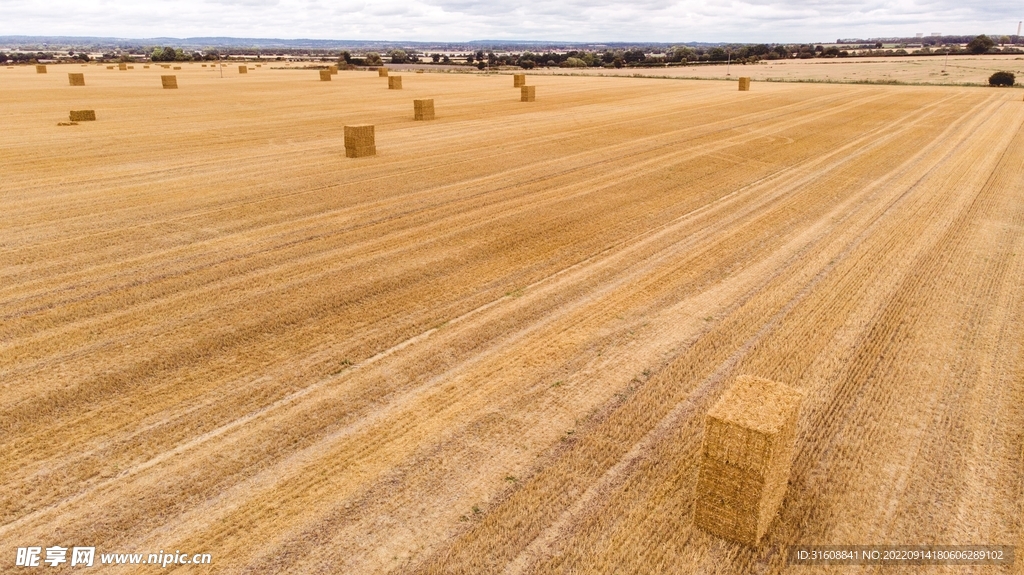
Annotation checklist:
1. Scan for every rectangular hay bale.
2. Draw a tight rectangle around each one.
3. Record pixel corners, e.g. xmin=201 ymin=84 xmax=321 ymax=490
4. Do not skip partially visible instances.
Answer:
xmin=68 ymin=73 xmax=85 ymax=86
xmin=239 ymin=65 xmax=248 ymax=74
xmin=388 ymin=76 xmax=402 ymax=89
xmin=344 ymin=124 xmax=376 ymax=158
xmin=161 ymin=75 xmax=178 ymax=89
xmin=413 ymin=98 xmax=435 ymax=121
xmin=738 ymin=77 xmax=751 ymax=91
xmin=319 ymin=69 xmax=332 ymax=81
xmin=378 ymin=66 xmax=389 ymax=77
xmin=693 ymin=375 xmax=803 ymax=546
xmin=118 ymin=63 xmax=127 ymax=70
xmin=520 ymin=85 xmax=535 ymax=102
xmin=69 ymin=110 xmax=96 ymax=121
xmin=36 ymin=64 xmax=47 ymax=73
xmin=513 ymin=73 xmax=525 ymax=87
xmin=106 ymin=65 xmax=114 ymax=69
xmin=329 ymin=65 xmax=338 ymax=75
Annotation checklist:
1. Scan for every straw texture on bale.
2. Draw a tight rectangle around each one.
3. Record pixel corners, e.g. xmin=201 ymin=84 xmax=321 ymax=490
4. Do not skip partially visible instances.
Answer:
xmin=344 ymin=124 xmax=376 ymax=158
xmin=738 ymin=77 xmax=751 ymax=91
xmin=161 ymin=75 xmax=178 ymax=89
xmin=319 ymin=70 xmax=332 ymax=81
xmin=173 ymin=66 xmax=182 ymax=70
xmin=68 ymin=73 xmax=85 ymax=86
xmin=413 ymin=99 xmax=435 ymax=121
xmin=513 ymin=73 xmax=526 ymax=87
xmin=378 ymin=67 xmax=389 ymax=77
xmin=118 ymin=63 xmax=127 ymax=71
xmin=106 ymin=65 xmax=114 ymax=69
xmin=36 ymin=65 xmax=47 ymax=74
xmin=388 ymin=76 xmax=402 ymax=90
xmin=239 ymin=66 xmax=248 ymax=74
xmin=693 ymin=375 xmax=803 ymax=546
xmin=69 ymin=110 xmax=96 ymax=122
xmin=329 ymin=65 xmax=338 ymax=75
xmin=521 ymin=85 xmax=536 ymax=102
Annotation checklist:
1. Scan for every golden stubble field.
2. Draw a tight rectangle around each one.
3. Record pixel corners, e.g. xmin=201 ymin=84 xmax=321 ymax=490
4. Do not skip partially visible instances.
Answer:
xmin=1 ymin=64 xmax=1023 ymax=574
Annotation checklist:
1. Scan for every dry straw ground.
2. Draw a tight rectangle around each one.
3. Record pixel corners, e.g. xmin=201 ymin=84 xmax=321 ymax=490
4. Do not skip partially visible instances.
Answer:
xmin=1 ymin=63 xmax=1023 ymax=574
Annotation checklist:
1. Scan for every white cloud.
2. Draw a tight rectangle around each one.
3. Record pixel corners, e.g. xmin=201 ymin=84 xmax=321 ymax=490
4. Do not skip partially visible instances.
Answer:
xmin=0 ymin=0 xmax=1021 ymax=42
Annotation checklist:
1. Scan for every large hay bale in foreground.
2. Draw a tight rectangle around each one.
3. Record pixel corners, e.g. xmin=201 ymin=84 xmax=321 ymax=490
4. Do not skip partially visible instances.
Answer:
xmin=378 ymin=66 xmax=389 ymax=77
xmin=69 ymin=110 xmax=96 ymax=121
xmin=389 ymin=76 xmax=402 ymax=89
xmin=36 ymin=65 xmax=47 ymax=74
xmin=413 ymin=98 xmax=435 ymax=121
xmin=68 ymin=73 xmax=85 ymax=86
xmin=319 ymin=70 xmax=332 ymax=81
xmin=738 ymin=77 xmax=751 ymax=91
xmin=161 ymin=75 xmax=178 ymax=89
xmin=521 ymin=85 xmax=535 ymax=102
xmin=238 ymin=65 xmax=248 ymax=74
xmin=693 ymin=375 xmax=803 ymax=546
xmin=344 ymin=124 xmax=376 ymax=158
xmin=118 ymin=63 xmax=127 ymax=71
xmin=513 ymin=73 xmax=525 ymax=87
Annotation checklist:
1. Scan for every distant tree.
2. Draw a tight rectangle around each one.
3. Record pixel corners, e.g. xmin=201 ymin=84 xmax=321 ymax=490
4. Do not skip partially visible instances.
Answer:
xmin=623 ymin=49 xmax=646 ymax=63
xmin=475 ymin=50 xmax=485 ymax=61
xmin=465 ymin=53 xmax=474 ymax=63
xmin=707 ymin=47 xmax=727 ymax=61
xmin=518 ymin=58 xmax=535 ymax=69
xmin=488 ymin=52 xmax=497 ymax=65
xmin=76 ymin=52 xmax=90 ymax=62
xmin=442 ymin=55 xmax=451 ymax=64
xmin=875 ymin=42 xmax=883 ymax=48
xmin=431 ymin=53 xmax=440 ymax=63
xmin=999 ymin=35 xmax=1011 ymax=45
xmin=989 ymin=71 xmax=1015 ymax=86
xmin=0 ymin=53 xmax=7 ymax=64
xmin=389 ymin=49 xmax=407 ymax=64
xmin=364 ymin=52 xmax=382 ymax=65
xmin=476 ymin=61 xmax=486 ymax=70
xmin=612 ymin=57 xmax=624 ymax=68
xmin=560 ymin=57 xmax=587 ymax=67
xmin=774 ymin=45 xmax=789 ymax=58
xmin=338 ymin=50 xmax=352 ymax=64
xmin=967 ymin=35 xmax=995 ymax=54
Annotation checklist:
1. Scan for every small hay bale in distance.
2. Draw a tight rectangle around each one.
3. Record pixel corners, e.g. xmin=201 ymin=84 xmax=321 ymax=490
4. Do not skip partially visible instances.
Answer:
xmin=238 ymin=65 xmax=248 ymax=74
xmin=738 ymin=77 xmax=751 ymax=91
xmin=202 ymin=64 xmax=207 ymax=67
xmin=173 ymin=66 xmax=182 ymax=70
xmin=106 ymin=65 xmax=114 ymax=69
xmin=344 ymin=124 xmax=376 ymax=158
xmin=256 ymin=64 xmax=262 ymax=67
xmin=388 ymin=76 xmax=402 ymax=89
xmin=36 ymin=64 xmax=47 ymax=73
xmin=415 ymin=69 xmax=424 ymax=74
xmin=693 ymin=375 xmax=803 ymax=546
xmin=69 ymin=110 xmax=96 ymax=122
xmin=521 ymin=85 xmax=535 ymax=102
xmin=161 ymin=75 xmax=178 ymax=89
xmin=513 ymin=73 xmax=525 ymax=87
xmin=144 ymin=65 xmax=150 ymax=69
xmin=319 ymin=69 xmax=332 ymax=81
xmin=127 ymin=65 xmax=134 ymax=69
xmin=68 ymin=73 xmax=85 ymax=86
xmin=118 ymin=63 xmax=127 ymax=71
xmin=329 ymin=65 xmax=338 ymax=75
xmin=413 ymin=99 xmax=435 ymax=121
xmin=378 ymin=66 xmax=389 ymax=77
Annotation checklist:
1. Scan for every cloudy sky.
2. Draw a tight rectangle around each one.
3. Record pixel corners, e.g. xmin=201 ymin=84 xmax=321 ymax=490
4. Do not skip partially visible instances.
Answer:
xmin=3 ymin=0 xmax=1022 ymax=43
